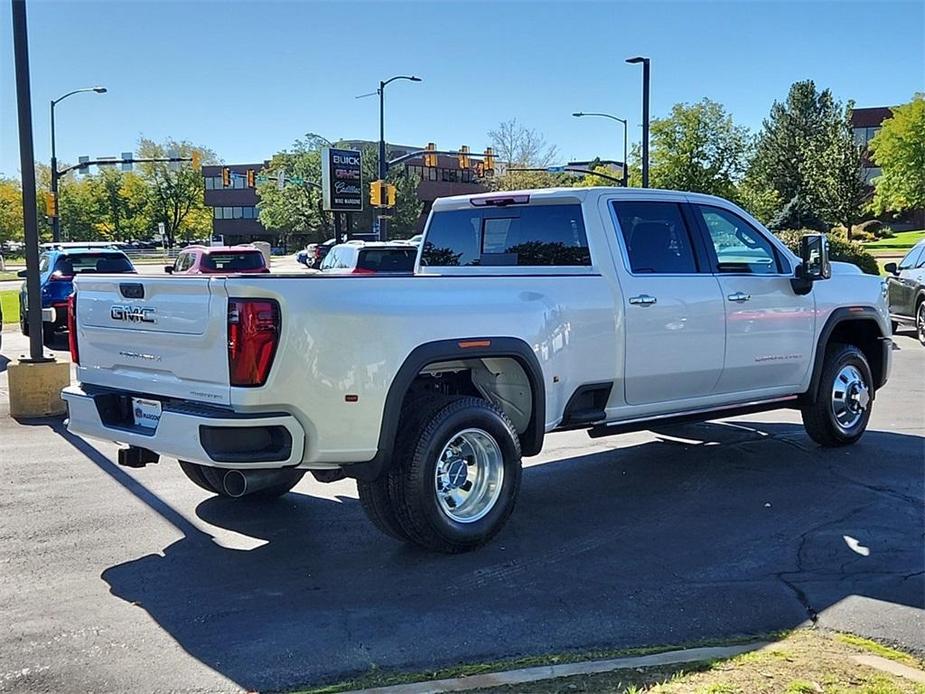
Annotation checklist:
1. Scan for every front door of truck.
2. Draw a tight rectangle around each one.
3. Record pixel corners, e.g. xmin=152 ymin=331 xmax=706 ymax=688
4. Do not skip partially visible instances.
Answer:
xmin=691 ymin=204 xmax=815 ymax=393
xmin=611 ymin=200 xmax=726 ymax=406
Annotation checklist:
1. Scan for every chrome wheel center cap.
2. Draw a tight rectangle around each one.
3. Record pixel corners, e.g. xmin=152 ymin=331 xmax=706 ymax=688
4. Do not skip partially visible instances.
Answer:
xmin=851 ymin=384 xmax=871 ymax=411
xmin=446 ymin=458 xmax=468 ymax=489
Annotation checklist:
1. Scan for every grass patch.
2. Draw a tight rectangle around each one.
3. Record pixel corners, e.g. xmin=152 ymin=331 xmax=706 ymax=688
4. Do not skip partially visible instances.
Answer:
xmin=1 ymin=289 xmax=19 ymax=324
xmin=0 ymin=270 xmax=22 ymax=281
xmin=295 ymin=630 xmax=925 ymax=694
xmin=836 ymin=634 xmax=924 ymax=669
xmin=863 ymin=230 xmax=925 ymax=250
xmin=294 ymin=633 xmax=787 ymax=694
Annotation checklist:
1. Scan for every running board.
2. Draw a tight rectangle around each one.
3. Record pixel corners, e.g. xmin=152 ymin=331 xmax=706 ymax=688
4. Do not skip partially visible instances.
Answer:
xmin=586 ymin=396 xmax=800 ymax=439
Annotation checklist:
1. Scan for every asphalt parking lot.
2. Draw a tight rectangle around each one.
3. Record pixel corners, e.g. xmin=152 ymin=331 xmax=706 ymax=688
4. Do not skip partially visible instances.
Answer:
xmin=0 ymin=327 xmax=922 ymax=694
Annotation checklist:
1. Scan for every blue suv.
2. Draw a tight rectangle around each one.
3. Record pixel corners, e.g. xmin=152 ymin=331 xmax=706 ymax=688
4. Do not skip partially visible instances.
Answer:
xmin=19 ymin=248 xmax=136 ymax=341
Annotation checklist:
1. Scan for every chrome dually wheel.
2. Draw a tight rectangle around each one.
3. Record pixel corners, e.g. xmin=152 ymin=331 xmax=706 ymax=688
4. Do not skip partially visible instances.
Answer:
xmin=830 ymin=364 xmax=870 ymax=432
xmin=434 ymin=428 xmax=505 ymax=523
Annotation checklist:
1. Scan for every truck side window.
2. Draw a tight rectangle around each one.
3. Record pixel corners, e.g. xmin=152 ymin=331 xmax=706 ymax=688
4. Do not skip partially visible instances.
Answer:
xmin=422 ymin=204 xmax=591 ymax=267
xmin=612 ymin=201 xmax=698 ymax=274
xmin=696 ymin=205 xmax=781 ymax=274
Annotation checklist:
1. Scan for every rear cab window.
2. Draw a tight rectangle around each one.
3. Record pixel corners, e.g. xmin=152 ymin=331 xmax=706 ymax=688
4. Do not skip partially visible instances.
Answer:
xmin=357 ymin=248 xmax=417 ymax=272
xmin=56 ymin=253 xmax=134 ymax=275
xmin=421 ymin=203 xmax=591 ymax=268
xmin=202 ymin=251 xmax=266 ymax=271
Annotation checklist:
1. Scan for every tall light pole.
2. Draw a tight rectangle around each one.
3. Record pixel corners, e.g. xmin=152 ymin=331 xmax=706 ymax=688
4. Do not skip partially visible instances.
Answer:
xmin=572 ymin=112 xmax=629 ymax=187
xmin=50 ymin=86 xmax=106 ymax=242
xmin=625 ymin=56 xmax=650 ymax=188
xmin=359 ymin=75 xmax=420 ymax=241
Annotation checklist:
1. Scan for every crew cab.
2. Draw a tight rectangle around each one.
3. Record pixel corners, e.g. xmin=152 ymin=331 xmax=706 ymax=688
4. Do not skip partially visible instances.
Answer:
xmin=61 ymin=188 xmax=892 ymax=553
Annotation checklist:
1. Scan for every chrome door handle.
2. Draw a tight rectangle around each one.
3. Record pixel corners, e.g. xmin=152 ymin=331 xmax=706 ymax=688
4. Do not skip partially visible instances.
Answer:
xmin=629 ymin=294 xmax=657 ymax=306
xmin=727 ymin=292 xmax=751 ymax=303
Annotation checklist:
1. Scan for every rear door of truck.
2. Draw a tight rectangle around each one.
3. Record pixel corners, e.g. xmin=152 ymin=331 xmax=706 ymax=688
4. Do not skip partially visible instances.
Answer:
xmin=74 ymin=275 xmax=231 ymax=405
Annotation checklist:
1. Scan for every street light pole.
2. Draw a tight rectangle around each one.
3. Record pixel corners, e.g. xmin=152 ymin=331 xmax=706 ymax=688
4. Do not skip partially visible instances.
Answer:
xmin=49 ymin=86 xmax=106 ymax=242
xmin=359 ymin=75 xmax=420 ymax=241
xmin=572 ymin=112 xmax=629 ymax=187
xmin=626 ymin=56 xmax=650 ymax=188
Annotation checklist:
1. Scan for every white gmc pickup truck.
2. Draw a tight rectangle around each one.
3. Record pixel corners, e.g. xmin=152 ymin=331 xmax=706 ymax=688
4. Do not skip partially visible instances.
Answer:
xmin=63 ymin=188 xmax=892 ymax=552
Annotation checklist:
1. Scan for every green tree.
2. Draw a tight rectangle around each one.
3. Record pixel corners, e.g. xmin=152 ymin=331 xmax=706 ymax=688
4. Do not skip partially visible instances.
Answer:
xmin=257 ymin=137 xmax=335 ymax=245
xmin=258 ymin=136 xmax=424 ymax=243
xmin=94 ymin=168 xmax=151 ymax=240
xmin=0 ymin=177 xmax=24 ymax=245
xmin=644 ymin=98 xmax=752 ymax=199
xmin=869 ymin=94 xmax=925 ymax=215
xmin=816 ymin=102 xmax=869 ymax=240
xmin=750 ymin=81 xmax=842 ymax=219
xmin=137 ymin=137 xmax=217 ymax=247
xmin=58 ymin=174 xmax=103 ymax=241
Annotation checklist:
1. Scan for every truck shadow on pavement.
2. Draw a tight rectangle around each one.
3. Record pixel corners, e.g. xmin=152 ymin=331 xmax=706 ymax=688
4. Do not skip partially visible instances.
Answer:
xmin=62 ymin=420 xmax=925 ymax=692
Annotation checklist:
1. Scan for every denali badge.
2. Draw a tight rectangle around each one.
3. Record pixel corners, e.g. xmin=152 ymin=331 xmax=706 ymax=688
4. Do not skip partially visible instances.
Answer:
xmin=111 ymin=305 xmax=157 ymax=324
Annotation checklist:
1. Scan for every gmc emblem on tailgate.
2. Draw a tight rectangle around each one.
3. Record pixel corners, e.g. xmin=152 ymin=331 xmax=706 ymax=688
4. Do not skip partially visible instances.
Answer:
xmin=111 ymin=305 xmax=157 ymax=324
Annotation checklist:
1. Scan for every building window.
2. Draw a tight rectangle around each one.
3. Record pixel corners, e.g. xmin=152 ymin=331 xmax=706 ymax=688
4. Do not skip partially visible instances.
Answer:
xmin=461 ymin=169 xmax=472 ymax=183
xmin=205 ymin=177 xmax=214 ymax=190
xmin=243 ymin=206 xmax=256 ymax=219
xmin=213 ymin=207 xmax=222 ymax=219
xmin=232 ymin=206 xmax=243 ymax=219
xmin=864 ymin=167 xmax=882 ymax=183
xmin=428 ymin=167 xmax=437 ymax=181
xmin=223 ymin=206 xmax=233 ymax=219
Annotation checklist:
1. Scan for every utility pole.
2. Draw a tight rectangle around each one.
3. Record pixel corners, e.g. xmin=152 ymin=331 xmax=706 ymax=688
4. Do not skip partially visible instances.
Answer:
xmin=49 ymin=86 xmax=106 ymax=242
xmin=626 ymin=56 xmax=651 ymax=188
xmin=11 ymin=0 xmax=47 ymax=362
xmin=358 ymin=75 xmax=420 ymax=241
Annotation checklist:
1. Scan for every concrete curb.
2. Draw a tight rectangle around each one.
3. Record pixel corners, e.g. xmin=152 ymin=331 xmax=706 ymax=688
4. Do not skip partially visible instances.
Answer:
xmin=851 ymin=655 xmax=925 ymax=684
xmin=345 ymin=642 xmax=769 ymax=694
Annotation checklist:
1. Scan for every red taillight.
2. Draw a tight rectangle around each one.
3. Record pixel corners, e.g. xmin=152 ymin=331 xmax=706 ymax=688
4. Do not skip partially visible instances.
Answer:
xmin=350 ymin=267 xmax=375 ymax=275
xmin=50 ymin=270 xmax=74 ymax=281
xmin=67 ymin=293 xmax=79 ymax=364
xmin=227 ymin=299 xmax=280 ymax=387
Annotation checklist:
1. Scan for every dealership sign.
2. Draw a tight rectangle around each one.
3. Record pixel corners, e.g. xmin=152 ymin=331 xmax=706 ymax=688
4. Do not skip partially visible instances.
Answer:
xmin=321 ymin=147 xmax=363 ymax=212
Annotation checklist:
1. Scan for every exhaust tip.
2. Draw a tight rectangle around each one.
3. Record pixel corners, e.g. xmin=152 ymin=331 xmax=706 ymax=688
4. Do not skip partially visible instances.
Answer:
xmin=222 ymin=470 xmax=248 ymax=498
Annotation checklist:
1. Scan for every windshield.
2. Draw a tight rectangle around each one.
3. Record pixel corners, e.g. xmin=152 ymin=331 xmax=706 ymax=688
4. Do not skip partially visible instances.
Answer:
xmin=201 ymin=251 xmax=266 ymax=271
xmin=54 ymin=253 xmax=134 ymax=275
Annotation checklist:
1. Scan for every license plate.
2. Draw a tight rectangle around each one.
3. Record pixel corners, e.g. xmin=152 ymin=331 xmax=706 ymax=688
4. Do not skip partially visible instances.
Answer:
xmin=132 ymin=397 xmax=162 ymax=429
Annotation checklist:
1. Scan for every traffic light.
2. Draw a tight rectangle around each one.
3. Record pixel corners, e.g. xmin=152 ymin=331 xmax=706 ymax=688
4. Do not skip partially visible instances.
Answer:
xmin=386 ymin=183 xmax=397 ymax=207
xmin=423 ymin=142 xmax=437 ymax=168
xmin=369 ymin=180 xmax=384 ymax=206
xmin=44 ymin=191 xmax=56 ymax=218
xmin=221 ymin=167 xmax=231 ymax=187
xmin=458 ymin=145 xmax=470 ymax=169
xmin=191 ymin=150 xmax=202 ymax=170
xmin=484 ymin=147 xmax=496 ymax=175
xmin=246 ymin=169 xmax=256 ymax=188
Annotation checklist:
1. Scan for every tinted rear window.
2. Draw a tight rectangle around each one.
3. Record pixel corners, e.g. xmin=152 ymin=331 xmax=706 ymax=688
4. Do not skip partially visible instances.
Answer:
xmin=202 ymin=251 xmax=266 ymax=271
xmin=55 ymin=253 xmax=134 ymax=274
xmin=356 ymin=248 xmax=416 ymax=272
xmin=422 ymin=204 xmax=591 ymax=267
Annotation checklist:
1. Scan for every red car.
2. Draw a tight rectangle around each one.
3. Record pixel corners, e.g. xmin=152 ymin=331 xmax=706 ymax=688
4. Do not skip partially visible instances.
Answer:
xmin=165 ymin=245 xmax=270 ymax=275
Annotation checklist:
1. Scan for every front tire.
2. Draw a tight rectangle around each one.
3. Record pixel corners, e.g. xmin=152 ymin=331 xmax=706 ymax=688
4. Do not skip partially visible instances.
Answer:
xmin=387 ymin=396 xmax=522 ymax=553
xmin=801 ymin=343 xmax=873 ymax=447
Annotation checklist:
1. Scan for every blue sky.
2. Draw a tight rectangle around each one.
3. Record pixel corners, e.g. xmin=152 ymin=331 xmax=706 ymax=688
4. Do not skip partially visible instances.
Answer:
xmin=2 ymin=0 xmax=923 ymax=177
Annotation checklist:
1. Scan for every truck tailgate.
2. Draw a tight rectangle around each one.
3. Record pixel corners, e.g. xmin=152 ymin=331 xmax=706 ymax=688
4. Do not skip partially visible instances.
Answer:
xmin=74 ymin=275 xmax=231 ymax=405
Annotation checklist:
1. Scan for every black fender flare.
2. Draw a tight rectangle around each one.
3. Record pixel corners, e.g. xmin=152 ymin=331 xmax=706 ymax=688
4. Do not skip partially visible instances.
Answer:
xmin=805 ymin=306 xmax=888 ymax=403
xmin=343 ymin=337 xmax=546 ymax=481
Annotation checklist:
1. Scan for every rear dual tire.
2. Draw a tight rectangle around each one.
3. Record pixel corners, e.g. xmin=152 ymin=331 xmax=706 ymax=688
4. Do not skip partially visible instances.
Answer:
xmin=358 ymin=396 xmax=522 ymax=553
